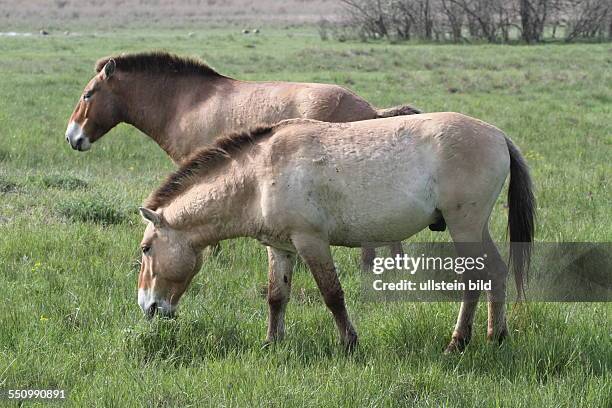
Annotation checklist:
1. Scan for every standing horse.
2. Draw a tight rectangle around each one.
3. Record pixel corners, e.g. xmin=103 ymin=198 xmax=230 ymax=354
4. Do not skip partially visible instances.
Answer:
xmin=133 ymin=113 xmax=535 ymax=352
xmin=64 ymin=51 xmax=420 ymax=268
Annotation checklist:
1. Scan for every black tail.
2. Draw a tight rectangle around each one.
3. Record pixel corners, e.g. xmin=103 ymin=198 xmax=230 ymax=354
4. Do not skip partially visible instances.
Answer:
xmin=505 ymin=136 xmax=536 ymax=299
xmin=375 ymin=104 xmax=422 ymax=118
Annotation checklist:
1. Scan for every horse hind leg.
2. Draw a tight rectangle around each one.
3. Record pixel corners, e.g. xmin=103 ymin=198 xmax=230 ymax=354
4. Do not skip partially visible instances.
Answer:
xmin=442 ymin=208 xmax=489 ymax=353
xmin=388 ymin=241 xmax=404 ymax=258
xmin=360 ymin=246 xmax=376 ymax=271
xmin=483 ymin=230 xmax=509 ymax=344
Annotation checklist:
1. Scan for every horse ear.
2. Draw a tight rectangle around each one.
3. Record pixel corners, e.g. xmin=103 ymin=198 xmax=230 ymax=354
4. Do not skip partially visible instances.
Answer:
xmin=103 ymin=59 xmax=116 ymax=79
xmin=139 ymin=207 xmax=163 ymax=227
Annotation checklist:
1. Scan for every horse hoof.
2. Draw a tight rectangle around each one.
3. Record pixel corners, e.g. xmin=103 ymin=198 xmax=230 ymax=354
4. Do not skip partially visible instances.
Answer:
xmin=444 ymin=336 xmax=469 ymax=354
xmin=263 ymin=332 xmax=284 ymax=347
xmin=487 ymin=328 xmax=509 ymax=345
xmin=343 ymin=332 xmax=359 ymax=353
xmin=261 ymin=340 xmax=275 ymax=350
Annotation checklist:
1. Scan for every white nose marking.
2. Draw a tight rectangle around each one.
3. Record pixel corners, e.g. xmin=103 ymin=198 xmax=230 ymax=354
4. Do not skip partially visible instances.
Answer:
xmin=65 ymin=121 xmax=92 ymax=151
xmin=138 ymin=288 xmax=154 ymax=313
xmin=138 ymin=288 xmax=177 ymax=318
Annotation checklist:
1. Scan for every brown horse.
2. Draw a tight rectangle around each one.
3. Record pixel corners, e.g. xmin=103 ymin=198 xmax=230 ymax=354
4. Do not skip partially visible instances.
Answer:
xmin=134 ymin=113 xmax=535 ymax=352
xmin=64 ymin=51 xmax=420 ymax=267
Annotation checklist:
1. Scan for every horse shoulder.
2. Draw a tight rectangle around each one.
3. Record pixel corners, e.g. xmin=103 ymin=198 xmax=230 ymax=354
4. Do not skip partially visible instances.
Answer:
xmin=255 ymin=125 xmax=330 ymax=222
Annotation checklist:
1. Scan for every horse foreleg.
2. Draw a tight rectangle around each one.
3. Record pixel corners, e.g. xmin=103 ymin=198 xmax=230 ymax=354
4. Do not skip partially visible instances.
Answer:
xmin=294 ymin=234 xmax=358 ymax=351
xmin=266 ymin=246 xmax=295 ymax=343
xmin=362 ymin=242 xmax=403 ymax=271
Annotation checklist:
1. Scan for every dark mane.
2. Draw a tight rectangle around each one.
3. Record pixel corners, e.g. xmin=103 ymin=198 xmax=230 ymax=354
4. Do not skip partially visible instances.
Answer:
xmin=95 ymin=51 xmax=224 ymax=78
xmin=145 ymin=126 xmax=274 ymax=210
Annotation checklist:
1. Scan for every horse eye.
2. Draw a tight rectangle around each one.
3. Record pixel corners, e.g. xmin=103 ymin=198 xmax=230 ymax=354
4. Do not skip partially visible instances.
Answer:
xmin=83 ymin=91 xmax=93 ymax=101
xmin=142 ymin=245 xmax=151 ymax=255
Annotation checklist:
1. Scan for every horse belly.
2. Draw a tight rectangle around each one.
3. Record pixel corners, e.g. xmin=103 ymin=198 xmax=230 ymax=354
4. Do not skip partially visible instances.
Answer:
xmin=326 ymin=176 xmax=438 ymax=246
xmin=306 ymin=148 xmax=439 ymax=246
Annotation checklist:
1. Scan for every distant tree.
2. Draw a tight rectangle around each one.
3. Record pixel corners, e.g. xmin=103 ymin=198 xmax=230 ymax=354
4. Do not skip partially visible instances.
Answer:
xmin=391 ymin=0 xmax=435 ymax=40
xmin=441 ymin=0 xmax=465 ymax=42
xmin=563 ymin=0 xmax=611 ymax=42
xmin=341 ymin=0 xmax=391 ymax=39
xmin=389 ymin=0 xmax=417 ymax=40
xmin=447 ymin=0 xmax=498 ymax=42
xmin=337 ymin=0 xmax=610 ymax=43
xmin=520 ymin=0 xmax=549 ymax=43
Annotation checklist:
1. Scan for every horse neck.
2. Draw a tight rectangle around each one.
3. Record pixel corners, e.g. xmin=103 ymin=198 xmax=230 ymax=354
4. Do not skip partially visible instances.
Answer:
xmin=165 ymin=163 xmax=260 ymax=248
xmin=116 ymin=73 xmax=221 ymax=162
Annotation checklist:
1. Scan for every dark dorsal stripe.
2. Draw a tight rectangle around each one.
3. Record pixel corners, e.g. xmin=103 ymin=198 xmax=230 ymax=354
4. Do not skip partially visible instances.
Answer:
xmin=145 ymin=126 xmax=274 ymax=210
xmin=95 ymin=51 xmax=223 ymax=78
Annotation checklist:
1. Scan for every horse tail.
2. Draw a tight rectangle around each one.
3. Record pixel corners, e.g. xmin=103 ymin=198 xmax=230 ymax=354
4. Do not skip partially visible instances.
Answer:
xmin=505 ymin=136 xmax=536 ymax=299
xmin=375 ymin=104 xmax=422 ymax=118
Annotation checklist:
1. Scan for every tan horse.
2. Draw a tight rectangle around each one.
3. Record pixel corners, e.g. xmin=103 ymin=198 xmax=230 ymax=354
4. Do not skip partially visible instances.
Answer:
xmin=135 ymin=113 xmax=535 ymax=352
xmin=64 ymin=51 xmax=420 ymax=267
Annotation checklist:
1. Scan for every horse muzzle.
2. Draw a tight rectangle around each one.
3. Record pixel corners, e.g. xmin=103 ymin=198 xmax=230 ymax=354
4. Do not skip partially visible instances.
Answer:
xmin=65 ymin=121 xmax=92 ymax=151
xmin=138 ymin=288 xmax=176 ymax=319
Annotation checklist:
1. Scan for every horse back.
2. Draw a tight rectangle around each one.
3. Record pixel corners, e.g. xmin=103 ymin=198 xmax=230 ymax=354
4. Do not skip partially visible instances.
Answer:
xmin=255 ymin=113 xmax=510 ymax=245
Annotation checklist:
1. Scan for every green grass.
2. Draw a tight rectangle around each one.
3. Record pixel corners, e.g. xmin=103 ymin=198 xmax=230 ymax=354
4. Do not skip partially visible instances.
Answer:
xmin=0 ymin=28 xmax=610 ymax=407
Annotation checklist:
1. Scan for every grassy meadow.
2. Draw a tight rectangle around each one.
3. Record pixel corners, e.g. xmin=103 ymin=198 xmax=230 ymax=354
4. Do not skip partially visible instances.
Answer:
xmin=0 ymin=28 xmax=610 ymax=406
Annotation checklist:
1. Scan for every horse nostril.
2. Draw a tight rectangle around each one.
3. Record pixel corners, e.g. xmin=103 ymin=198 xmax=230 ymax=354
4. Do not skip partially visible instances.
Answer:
xmin=147 ymin=302 xmax=157 ymax=318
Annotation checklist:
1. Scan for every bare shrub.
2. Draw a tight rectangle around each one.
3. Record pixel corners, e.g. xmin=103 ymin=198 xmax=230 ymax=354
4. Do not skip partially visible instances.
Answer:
xmin=562 ymin=0 xmax=611 ymax=41
xmin=317 ymin=18 xmax=331 ymax=40
xmin=340 ymin=0 xmax=392 ymax=39
xmin=441 ymin=0 xmax=465 ymax=42
xmin=446 ymin=0 xmax=510 ymax=42
xmin=337 ymin=0 xmax=611 ymax=43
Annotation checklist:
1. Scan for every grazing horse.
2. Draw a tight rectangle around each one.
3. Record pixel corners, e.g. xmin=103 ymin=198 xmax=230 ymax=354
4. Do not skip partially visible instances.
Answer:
xmin=134 ymin=113 xmax=535 ymax=352
xmin=64 ymin=51 xmax=421 ymax=268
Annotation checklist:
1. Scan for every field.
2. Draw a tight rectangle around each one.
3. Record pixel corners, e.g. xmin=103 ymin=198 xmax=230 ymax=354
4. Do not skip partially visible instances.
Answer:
xmin=0 ymin=0 xmax=342 ymax=30
xmin=0 ymin=27 xmax=610 ymax=407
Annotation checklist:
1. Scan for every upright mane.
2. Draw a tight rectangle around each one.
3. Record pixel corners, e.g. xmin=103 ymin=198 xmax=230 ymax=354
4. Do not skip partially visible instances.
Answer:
xmin=145 ymin=126 xmax=274 ymax=210
xmin=95 ymin=51 xmax=224 ymax=78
